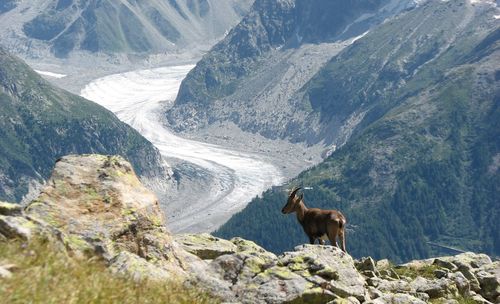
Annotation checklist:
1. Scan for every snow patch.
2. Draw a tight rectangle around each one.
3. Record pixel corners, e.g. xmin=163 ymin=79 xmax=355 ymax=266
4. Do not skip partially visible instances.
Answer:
xmin=35 ymin=70 xmax=67 ymax=78
xmin=350 ymin=31 xmax=369 ymax=44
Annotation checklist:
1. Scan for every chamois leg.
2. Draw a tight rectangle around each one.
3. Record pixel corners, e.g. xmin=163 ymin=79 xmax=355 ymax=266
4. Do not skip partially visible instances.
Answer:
xmin=326 ymin=223 xmax=339 ymax=248
xmin=309 ymin=236 xmax=315 ymax=244
xmin=338 ymin=229 xmax=346 ymax=253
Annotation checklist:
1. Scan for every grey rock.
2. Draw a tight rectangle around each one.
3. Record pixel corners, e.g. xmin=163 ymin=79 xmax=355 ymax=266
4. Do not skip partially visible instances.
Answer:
xmin=434 ymin=269 xmax=448 ymax=279
xmin=471 ymin=294 xmax=494 ymax=304
xmin=0 ymin=202 xmax=22 ymax=216
xmin=328 ymin=296 xmax=361 ymax=304
xmin=438 ymin=252 xmax=493 ymax=270
xmin=174 ymin=233 xmax=238 ymax=259
xmin=449 ymin=271 xmax=470 ymax=295
xmin=458 ymin=265 xmax=481 ymax=292
xmin=376 ymin=259 xmax=391 ymax=271
xmin=109 ymin=251 xmax=172 ymax=282
xmin=367 ymin=286 xmax=384 ymax=300
xmin=0 ymin=266 xmax=12 ymax=279
xmin=0 ymin=215 xmax=36 ymax=239
xmin=366 ymin=293 xmax=426 ymax=304
xmin=410 ymin=276 xmax=458 ymax=299
xmin=356 ymin=257 xmax=377 ymax=273
xmin=433 ymin=258 xmax=458 ymax=271
xmin=362 ymin=270 xmax=378 ymax=278
xmin=475 ymin=270 xmax=500 ymax=302
xmin=25 ymin=155 xmax=188 ymax=277
xmin=376 ymin=279 xmax=413 ymax=294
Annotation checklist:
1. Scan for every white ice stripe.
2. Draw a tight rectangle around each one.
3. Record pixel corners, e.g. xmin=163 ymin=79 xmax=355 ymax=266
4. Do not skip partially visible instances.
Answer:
xmin=80 ymin=65 xmax=284 ymax=233
xmin=34 ymin=70 xmax=67 ymax=78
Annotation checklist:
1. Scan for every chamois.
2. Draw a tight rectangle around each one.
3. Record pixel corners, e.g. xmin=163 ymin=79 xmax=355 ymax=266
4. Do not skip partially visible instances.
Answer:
xmin=281 ymin=187 xmax=347 ymax=252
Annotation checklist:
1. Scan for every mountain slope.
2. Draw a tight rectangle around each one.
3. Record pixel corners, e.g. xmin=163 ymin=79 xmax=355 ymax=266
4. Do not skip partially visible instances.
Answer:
xmin=0 ymin=0 xmax=253 ymax=58
xmin=0 ymin=47 xmax=168 ymax=202
xmin=215 ymin=0 xmax=500 ymax=262
xmin=167 ymin=0 xmax=425 ymax=142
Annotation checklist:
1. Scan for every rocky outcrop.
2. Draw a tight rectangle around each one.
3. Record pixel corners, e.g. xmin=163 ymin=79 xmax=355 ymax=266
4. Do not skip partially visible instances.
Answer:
xmin=1 ymin=154 xmax=498 ymax=304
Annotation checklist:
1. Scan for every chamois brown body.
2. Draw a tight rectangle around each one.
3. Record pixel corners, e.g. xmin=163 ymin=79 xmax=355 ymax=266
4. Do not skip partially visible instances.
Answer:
xmin=282 ymin=187 xmax=347 ymax=252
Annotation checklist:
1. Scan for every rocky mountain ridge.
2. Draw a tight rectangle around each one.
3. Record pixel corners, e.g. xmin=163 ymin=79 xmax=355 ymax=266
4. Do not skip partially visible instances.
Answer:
xmin=0 ymin=48 xmax=172 ymax=203
xmin=1 ymin=154 xmax=499 ymax=303
xmin=0 ymin=0 xmax=253 ymax=58
xmin=167 ymin=0 xmax=429 ymax=142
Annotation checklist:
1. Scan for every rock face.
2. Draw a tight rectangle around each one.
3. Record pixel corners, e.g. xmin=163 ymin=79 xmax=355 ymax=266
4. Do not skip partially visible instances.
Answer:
xmin=168 ymin=0 xmax=427 ymax=142
xmin=22 ymin=154 xmax=186 ymax=279
xmin=1 ymin=154 xmax=499 ymax=304
xmin=0 ymin=0 xmax=253 ymax=58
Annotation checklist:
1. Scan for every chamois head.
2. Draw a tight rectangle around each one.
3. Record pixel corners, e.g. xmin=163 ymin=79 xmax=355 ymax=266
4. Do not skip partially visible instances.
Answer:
xmin=282 ymin=187 xmax=303 ymax=214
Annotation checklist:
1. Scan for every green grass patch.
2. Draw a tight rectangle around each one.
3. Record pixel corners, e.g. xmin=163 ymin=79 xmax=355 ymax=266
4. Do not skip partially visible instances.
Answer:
xmin=0 ymin=238 xmax=218 ymax=304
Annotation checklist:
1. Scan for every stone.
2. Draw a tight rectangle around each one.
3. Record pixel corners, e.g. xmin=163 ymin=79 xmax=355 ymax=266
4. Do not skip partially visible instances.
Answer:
xmin=458 ymin=265 xmax=481 ymax=292
xmin=448 ymin=271 xmax=470 ymax=294
xmin=109 ymin=251 xmax=172 ymax=281
xmin=436 ymin=298 xmax=459 ymax=304
xmin=356 ymin=257 xmax=377 ymax=272
xmin=376 ymin=279 xmax=412 ymax=294
xmin=437 ymin=252 xmax=492 ymax=269
xmin=433 ymin=258 xmax=458 ymax=271
xmin=380 ymin=268 xmax=400 ymax=280
xmin=410 ymin=276 xmax=458 ymax=299
xmin=0 ymin=201 xmax=22 ymax=216
xmin=290 ymin=245 xmax=367 ymax=301
xmin=401 ymin=259 xmax=434 ymax=270
xmin=174 ymin=233 xmax=238 ymax=259
xmin=367 ymin=286 xmax=384 ymax=299
xmin=362 ymin=270 xmax=378 ymax=278
xmin=376 ymin=259 xmax=391 ymax=271
xmin=24 ymin=155 xmax=187 ymax=278
xmin=471 ymin=294 xmax=494 ymax=304
xmin=328 ymin=296 xmax=361 ymax=304
xmin=0 ymin=215 xmax=37 ymax=239
xmin=366 ymin=293 xmax=426 ymax=304
xmin=0 ymin=266 xmax=12 ymax=279
xmin=475 ymin=270 xmax=500 ymax=302
xmin=434 ymin=269 xmax=448 ymax=279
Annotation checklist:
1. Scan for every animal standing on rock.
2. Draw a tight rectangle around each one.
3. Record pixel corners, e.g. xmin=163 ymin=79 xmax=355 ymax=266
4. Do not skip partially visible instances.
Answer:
xmin=282 ymin=187 xmax=347 ymax=252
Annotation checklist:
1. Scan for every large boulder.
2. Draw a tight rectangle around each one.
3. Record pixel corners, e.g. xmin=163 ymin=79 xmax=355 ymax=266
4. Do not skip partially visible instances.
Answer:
xmin=194 ymin=239 xmax=366 ymax=303
xmin=24 ymin=154 xmax=186 ymax=278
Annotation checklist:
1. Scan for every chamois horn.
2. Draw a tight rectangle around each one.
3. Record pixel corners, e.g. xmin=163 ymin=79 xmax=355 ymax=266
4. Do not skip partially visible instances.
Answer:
xmin=289 ymin=187 xmax=302 ymax=198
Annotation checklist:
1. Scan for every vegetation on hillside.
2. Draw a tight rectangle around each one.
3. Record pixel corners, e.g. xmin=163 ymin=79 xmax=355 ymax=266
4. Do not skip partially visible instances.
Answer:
xmin=0 ymin=48 xmax=164 ymax=202
xmin=215 ymin=2 xmax=500 ymax=262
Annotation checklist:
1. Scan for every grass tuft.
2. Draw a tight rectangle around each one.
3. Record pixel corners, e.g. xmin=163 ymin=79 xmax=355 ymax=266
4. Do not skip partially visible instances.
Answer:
xmin=0 ymin=238 xmax=218 ymax=304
